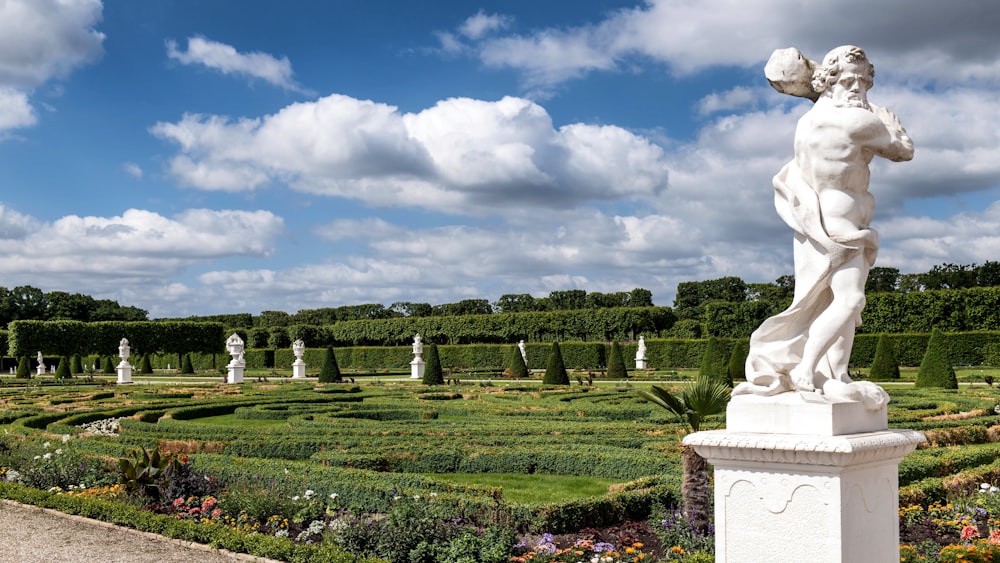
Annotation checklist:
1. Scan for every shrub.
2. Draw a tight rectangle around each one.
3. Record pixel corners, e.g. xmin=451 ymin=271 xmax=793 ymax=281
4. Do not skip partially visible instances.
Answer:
xmin=16 ymin=356 xmax=30 ymax=379
xmin=727 ymin=339 xmax=748 ymax=383
xmin=181 ymin=353 xmax=195 ymax=374
xmin=423 ymin=344 xmax=444 ymax=385
xmin=543 ymin=342 xmax=569 ymax=385
xmin=103 ymin=356 xmax=115 ymax=374
xmin=916 ymin=328 xmax=958 ymax=389
xmin=55 ymin=356 xmax=71 ymax=379
xmin=607 ymin=341 xmax=628 ymax=379
xmin=869 ymin=333 xmax=900 ymax=380
xmin=71 ymin=354 xmax=84 ymax=374
xmin=139 ymin=354 xmax=153 ymax=374
xmin=699 ymin=336 xmax=730 ymax=387
xmin=507 ymin=345 xmax=528 ymax=378
xmin=319 ymin=346 xmax=343 ymax=383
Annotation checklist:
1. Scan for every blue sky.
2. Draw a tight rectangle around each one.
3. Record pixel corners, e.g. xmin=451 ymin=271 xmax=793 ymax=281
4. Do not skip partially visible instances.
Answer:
xmin=2 ymin=0 xmax=1000 ymax=317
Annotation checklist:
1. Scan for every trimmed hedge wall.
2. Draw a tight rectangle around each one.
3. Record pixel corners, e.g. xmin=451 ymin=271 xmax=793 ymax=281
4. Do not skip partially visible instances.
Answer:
xmin=7 ymin=320 xmax=225 ymax=358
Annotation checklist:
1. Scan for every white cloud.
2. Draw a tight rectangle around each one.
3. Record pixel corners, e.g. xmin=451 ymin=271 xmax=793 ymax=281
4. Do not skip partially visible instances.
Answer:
xmin=0 ymin=0 xmax=103 ymax=133
xmin=459 ymin=11 xmax=512 ymax=40
xmin=0 ymin=206 xmax=285 ymax=293
xmin=152 ymin=94 xmax=669 ymax=211
xmin=468 ymin=0 xmax=1000 ymax=89
xmin=123 ymin=162 xmax=143 ymax=179
xmin=697 ymin=87 xmax=760 ymax=115
xmin=166 ymin=36 xmax=310 ymax=93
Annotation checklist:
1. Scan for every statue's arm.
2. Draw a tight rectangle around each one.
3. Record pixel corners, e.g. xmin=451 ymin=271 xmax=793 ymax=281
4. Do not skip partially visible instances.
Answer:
xmin=870 ymin=104 xmax=914 ymax=162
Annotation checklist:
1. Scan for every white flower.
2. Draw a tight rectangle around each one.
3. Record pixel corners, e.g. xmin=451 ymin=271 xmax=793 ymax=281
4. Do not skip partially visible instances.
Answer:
xmin=304 ymin=489 xmax=315 ymax=498
xmin=61 ymin=435 xmax=71 ymax=443
xmin=33 ymin=455 xmax=40 ymax=460
xmin=284 ymin=468 xmax=289 ymax=475
xmin=42 ymin=442 xmax=50 ymax=448
xmin=55 ymin=449 xmax=63 ymax=455
xmin=429 ymin=492 xmax=438 ymax=497
xmin=393 ymin=495 xmax=400 ymax=501
xmin=292 ymin=496 xmax=300 ymax=501
xmin=329 ymin=493 xmax=339 ymax=499
xmin=42 ymin=453 xmax=52 ymax=460
xmin=982 ymin=483 xmax=991 ymax=490
xmin=413 ymin=495 xmax=421 ymax=500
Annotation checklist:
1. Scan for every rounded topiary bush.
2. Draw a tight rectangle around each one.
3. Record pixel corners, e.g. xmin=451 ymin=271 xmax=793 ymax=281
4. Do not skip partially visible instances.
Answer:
xmin=543 ymin=342 xmax=569 ymax=385
xmin=55 ymin=356 xmax=71 ymax=379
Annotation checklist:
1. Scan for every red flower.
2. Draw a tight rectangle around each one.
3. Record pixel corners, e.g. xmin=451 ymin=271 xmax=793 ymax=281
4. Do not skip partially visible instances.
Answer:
xmin=961 ymin=525 xmax=979 ymax=540
xmin=180 ymin=455 xmax=189 ymax=463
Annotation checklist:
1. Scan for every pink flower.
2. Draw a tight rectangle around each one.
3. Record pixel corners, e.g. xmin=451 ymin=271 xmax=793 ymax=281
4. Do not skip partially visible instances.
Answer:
xmin=211 ymin=509 xmax=222 ymax=519
xmin=990 ymin=530 xmax=1000 ymax=545
xmin=172 ymin=498 xmax=185 ymax=508
xmin=962 ymin=525 xmax=979 ymax=540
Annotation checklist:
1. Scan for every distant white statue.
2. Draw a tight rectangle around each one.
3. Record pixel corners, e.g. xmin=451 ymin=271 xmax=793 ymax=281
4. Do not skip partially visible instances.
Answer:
xmin=635 ymin=336 xmax=647 ymax=369
xmin=118 ymin=338 xmax=130 ymax=362
xmin=518 ymin=340 xmax=527 ymax=364
xmin=116 ymin=338 xmax=133 ymax=384
xmin=737 ymin=45 xmax=913 ymax=410
xmin=293 ymin=339 xmax=305 ymax=359
xmin=226 ymin=333 xmax=245 ymax=383
xmin=36 ymin=351 xmax=44 ymax=367
xmin=410 ymin=334 xmax=425 ymax=379
xmin=412 ymin=333 xmax=423 ymax=355
xmin=292 ymin=339 xmax=307 ymax=378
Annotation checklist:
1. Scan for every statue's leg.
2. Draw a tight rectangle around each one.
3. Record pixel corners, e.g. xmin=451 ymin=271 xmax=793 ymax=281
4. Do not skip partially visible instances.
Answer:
xmin=790 ymin=253 xmax=868 ymax=390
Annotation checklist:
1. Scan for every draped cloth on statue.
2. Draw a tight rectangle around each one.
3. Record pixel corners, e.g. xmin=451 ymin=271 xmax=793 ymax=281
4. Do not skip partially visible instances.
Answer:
xmin=735 ymin=160 xmax=878 ymax=397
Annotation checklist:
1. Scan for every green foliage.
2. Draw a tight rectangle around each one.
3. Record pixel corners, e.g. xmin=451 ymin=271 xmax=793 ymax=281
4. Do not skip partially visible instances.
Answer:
xmin=727 ymin=339 xmax=748 ymax=382
xmin=704 ymin=300 xmax=770 ymax=338
xmin=699 ymin=336 xmax=731 ymax=387
xmin=118 ymin=447 xmax=171 ymax=497
xmin=16 ymin=355 xmax=30 ymax=378
xmin=507 ymin=345 xmax=528 ymax=377
xmin=103 ymin=355 xmax=115 ymax=374
xmin=423 ymin=343 xmax=444 ymax=385
xmin=638 ymin=376 xmax=731 ymax=432
xmin=607 ymin=341 xmax=628 ymax=379
xmin=139 ymin=354 xmax=153 ymax=374
xmin=0 ymin=329 xmax=7 ymax=356
xmin=667 ymin=319 xmax=702 ymax=339
xmin=55 ymin=356 xmax=71 ymax=379
xmin=319 ymin=346 xmax=342 ymax=383
xmin=543 ymin=342 xmax=569 ymax=385
xmin=916 ymin=328 xmax=958 ymax=389
xmin=7 ymin=320 xmax=225 ymax=358
xmin=71 ymin=354 xmax=84 ymax=374
xmin=869 ymin=334 xmax=900 ymax=380
xmin=181 ymin=353 xmax=195 ymax=374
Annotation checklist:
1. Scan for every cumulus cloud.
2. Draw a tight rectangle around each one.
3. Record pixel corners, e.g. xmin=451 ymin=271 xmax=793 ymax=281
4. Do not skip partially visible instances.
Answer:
xmin=0 ymin=206 xmax=285 ymax=293
xmin=122 ymin=162 xmax=143 ymax=179
xmin=466 ymin=0 xmax=1000 ymax=89
xmin=459 ymin=11 xmax=512 ymax=40
xmin=0 ymin=0 xmax=104 ymax=133
xmin=166 ymin=36 xmax=311 ymax=93
xmin=151 ymin=94 xmax=669 ymax=211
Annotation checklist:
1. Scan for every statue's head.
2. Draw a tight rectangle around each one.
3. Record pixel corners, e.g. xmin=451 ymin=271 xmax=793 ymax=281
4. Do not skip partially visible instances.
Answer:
xmin=812 ymin=45 xmax=874 ymax=107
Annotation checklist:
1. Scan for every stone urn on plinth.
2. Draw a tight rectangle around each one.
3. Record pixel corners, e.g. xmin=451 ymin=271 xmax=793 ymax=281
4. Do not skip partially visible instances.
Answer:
xmin=410 ymin=334 xmax=425 ymax=379
xmin=291 ymin=339 xmax=307 ymax=379
xmin=226 ymin=333 xmax=245 ymax=384
xmin=116 ymin=338 xmax=132 ymax=384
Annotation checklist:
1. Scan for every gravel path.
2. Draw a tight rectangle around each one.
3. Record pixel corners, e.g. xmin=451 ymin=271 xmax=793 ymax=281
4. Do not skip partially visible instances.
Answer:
xmin=0 ymin=500 xmax=282 ymax=563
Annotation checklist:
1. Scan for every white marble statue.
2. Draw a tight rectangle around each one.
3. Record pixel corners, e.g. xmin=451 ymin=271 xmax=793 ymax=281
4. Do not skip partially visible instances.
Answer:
xmin=36 ymin=351 xmax=44 ymax=369
xmin=116 ymin=338 xmax=133 ymax=383
xmin=293 ymin=339 xmax=305 ymax=359
xmin=226 ymin=333 xmax=245 ymax=383
xmin=412 ymin=333 xmax=423 ymax=355
xmin=517 ymin=340 xmax=527 ymax=364
xmin=410 ymin=334 xmax=425 ymax=379
xmin=636 ymin=336 xmax=647 ymax=360
xmin=118 ymin=338 xmax=130 ymax=362
xmin=736 ymin=45 xmax=913 ymax=410
xmin=292 ymin=339 xmax=307 ymax=378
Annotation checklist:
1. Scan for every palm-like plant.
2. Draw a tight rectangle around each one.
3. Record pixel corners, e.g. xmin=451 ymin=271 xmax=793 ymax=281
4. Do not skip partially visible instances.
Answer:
xmin=639 ymin=376 xmax=731 ymax=534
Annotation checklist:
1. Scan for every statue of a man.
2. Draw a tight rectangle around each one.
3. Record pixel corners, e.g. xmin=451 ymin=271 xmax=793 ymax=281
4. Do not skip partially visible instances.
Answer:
xmin=738 ymin=46 xmax=913 ymax=407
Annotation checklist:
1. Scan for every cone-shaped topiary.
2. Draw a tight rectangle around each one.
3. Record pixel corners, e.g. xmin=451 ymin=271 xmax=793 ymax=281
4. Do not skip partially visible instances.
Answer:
xmin=319 ymin=346 xmax=342 ymax=383
xmin=181 ymin=353 xmax=195 ymax=374
xmin=869 ymin=334 xmax=900 ymax=380
xmin=700 ymin=336 xmax=731 ymax=387
xmin=608 ymin=341 xmax=628 ymax=379
xmin=55 ymin=356 xmax=71 ymax=379
xmin=139 ymin=354 xmax=153 ymax=374
xmin=727 ymin=339 xmax=749 ymax=383
xmin=16 ymin=356 xmax=30 ymax=379
xmin=543 ymin=342 xmax=569 ymax=385
xmin=71 ymin=354 xmax=84 ymax=374
xmin=916 ymin=328 xmax=957 ymax=389
xmin=423 ymin=343 xmax=444 ymax=385
xmin=103 ymin=356 xmax=115 ymax=374
xmin=508 ymin=345 xmax=528 ymax=378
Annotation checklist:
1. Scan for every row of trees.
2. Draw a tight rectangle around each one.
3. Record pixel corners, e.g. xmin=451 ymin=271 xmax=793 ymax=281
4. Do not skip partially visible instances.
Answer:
xmin=161 ymin=288 xmax=656 ymax=328
xmin=0 ymin=286 xmax=148 ymax=328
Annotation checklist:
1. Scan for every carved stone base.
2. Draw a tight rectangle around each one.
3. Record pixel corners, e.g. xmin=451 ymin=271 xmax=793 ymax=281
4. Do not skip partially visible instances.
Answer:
xmin=116 ymin=364 xmax=132 ymax=384
xmin=292 ymin=359 xmax=307 ymax=379
xmin=635 ymin=358 xmax=647 ymax=369
xmin=410 ymin=359 xmax=425 ymax=379
xmin=227 ymin=364 xmax=244 ymax=384
xmin=685 ymin=424 xmax=923 ymax=563
xmin=727 ymin=392 xmax=887 ymax=435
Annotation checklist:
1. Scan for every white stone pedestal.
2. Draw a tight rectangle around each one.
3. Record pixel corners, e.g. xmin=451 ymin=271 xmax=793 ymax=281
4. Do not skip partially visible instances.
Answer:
xmin=684 ymin=393 xmax=924 ymax=563
xmin=227 ymin=363 xmax=244 ymax=384
xmin=36 ymin=365 xmax=45 ymax=377
xmin=410 ymin=358 xmax=425 ymax=379
xmin=116 ymin=362 xmax=132 ymax=384
xmin=292 ymin=359 xmax=307 ymax=379
xmin=635 ymin=358 xmax=647 ymax=369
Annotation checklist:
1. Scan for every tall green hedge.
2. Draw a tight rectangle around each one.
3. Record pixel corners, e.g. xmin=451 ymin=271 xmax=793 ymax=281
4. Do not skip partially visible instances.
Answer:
xmin=7 ymin=320 xmax=225 ymax=358
xmin=699 ymin=336 xmax=731 ymax=386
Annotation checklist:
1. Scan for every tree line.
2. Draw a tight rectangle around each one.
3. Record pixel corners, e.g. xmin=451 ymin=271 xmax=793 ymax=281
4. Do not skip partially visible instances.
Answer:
xmin=0 ymin=286 xmax=147 ymax=328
